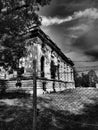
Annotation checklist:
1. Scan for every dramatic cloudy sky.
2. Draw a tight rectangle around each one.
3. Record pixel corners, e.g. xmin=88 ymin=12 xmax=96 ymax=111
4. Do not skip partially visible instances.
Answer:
xmin=39 ymin=0 xmax=98 ymax=73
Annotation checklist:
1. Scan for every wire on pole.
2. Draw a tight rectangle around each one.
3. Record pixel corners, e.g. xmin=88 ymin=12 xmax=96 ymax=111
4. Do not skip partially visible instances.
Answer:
xmin=74 ymin=60 xmax=98 ymax=62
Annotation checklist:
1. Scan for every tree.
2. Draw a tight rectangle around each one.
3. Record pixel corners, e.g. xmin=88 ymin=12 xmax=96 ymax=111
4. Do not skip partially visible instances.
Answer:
xmin=88 ymin=70 xmax=98 ymax=87
xmin=0 ymin=0 xmax=51 ymax=72
xmin=73 ymin=69 xmax=82 ymax=87
xmin=81 ymin=73 xmax=89 ymax=87
xmin=74 ymin=69 xmax=89 ymax=87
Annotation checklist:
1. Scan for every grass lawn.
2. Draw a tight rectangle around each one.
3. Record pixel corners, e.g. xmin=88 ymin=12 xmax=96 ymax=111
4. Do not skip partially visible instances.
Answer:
xmin=0 ymin=88 xmax=98 ymax=130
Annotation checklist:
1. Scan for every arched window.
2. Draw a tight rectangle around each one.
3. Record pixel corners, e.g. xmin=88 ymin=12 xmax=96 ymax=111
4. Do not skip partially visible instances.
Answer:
xmin=50 ymin=60 xmax=56 ymax=79
xmin=40 ymin=56 xmax=45 ymax=77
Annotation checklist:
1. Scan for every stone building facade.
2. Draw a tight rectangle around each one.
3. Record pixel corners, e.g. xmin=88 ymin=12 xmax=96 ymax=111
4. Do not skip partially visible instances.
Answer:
xmin=18 ymin=28 xmax=75 ymax=94
xmin=0 ymin=28 xmax=75 ymax=94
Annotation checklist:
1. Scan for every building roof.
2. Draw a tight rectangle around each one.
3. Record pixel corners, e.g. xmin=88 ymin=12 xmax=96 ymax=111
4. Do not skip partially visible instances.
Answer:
xmin=30 ymin=28 xmax=74 ymax=66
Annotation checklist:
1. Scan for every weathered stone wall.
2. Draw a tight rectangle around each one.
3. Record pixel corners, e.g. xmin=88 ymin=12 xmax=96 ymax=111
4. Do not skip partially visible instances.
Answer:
xmin=7 ymin=79 xmax=75 ymax=95
xmin=6 ymin=35 xmax=75 ymax=95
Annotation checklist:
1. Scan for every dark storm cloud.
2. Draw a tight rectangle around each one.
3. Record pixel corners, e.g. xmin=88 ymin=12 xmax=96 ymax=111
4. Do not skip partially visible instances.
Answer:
xmin=86 ymin=51 xmax=98 ymax=60
xmin=41 ymin=0 xmax=98 ymax=17
xmin=42 ymin=6 xmax=98 ymax=26
xmin=40 ymin=0 xmax=98 ymax=61
xmin=72 ymin=21 xmax=98 ymax=59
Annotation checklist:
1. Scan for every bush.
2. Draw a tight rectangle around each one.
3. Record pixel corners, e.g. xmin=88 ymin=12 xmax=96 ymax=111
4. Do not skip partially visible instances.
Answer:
xmin=0 ymin=79 xmax=7 ymax=94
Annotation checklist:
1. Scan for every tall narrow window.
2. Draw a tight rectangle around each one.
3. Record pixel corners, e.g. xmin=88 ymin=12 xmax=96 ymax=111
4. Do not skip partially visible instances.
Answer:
xmin=40 ymin=56 xmax=45 ymax=77
xmin=50 ymin=60 xmax=56 ymax=79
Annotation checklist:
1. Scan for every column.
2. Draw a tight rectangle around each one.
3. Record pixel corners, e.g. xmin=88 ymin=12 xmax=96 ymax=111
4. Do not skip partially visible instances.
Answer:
xmin=59 ymin=59 xmax=62 ymax=80
xmin=37 ymin=44 xmax=42 ymax=77
xmin=68 ymin=66 xmax=71 ymax=82
xmin=64 ymin=63 xmax=67 ymax=82
xmin=71 ymin=68 xmax=73 ymax=82
xmin=44 ymin=49 xmax=51 ymax=79
xmin=62 ymin=62 xmax=65 ymax=81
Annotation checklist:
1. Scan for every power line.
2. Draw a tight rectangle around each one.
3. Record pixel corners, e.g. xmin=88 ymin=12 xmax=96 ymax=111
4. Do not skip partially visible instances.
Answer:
xmin=75 ymin=68 xmax=98 ymax=72
xmin=74 ymin=60 xmax=98 ymax=62
xmin=75 ymin=66 xmax=98 ymax=72
xmin=76 ymin=69 xmax=98 ymax=72
xmin=75 ymin=65 xmax=98 ymax=68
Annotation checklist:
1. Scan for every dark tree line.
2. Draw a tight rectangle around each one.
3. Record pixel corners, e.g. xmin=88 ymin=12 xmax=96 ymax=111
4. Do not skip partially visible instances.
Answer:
xmin=74 ymin=69 xmax=98 ymax=87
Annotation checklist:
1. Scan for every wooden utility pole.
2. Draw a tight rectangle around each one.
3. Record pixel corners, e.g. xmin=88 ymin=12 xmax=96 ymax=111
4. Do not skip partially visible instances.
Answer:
xmin=33 ymin=43 xmax=37 ymax=130
xmin=33 ymin=59 xmax=37 ymax=130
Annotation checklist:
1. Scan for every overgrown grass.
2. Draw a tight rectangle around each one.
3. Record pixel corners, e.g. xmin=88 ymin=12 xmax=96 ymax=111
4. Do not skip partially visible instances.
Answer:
xmin=0 ymin=88 xmax=98 ymax=130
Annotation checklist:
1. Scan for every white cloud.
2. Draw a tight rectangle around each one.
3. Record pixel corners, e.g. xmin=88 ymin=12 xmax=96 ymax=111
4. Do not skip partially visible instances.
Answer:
xmin=69 ymin=24 xmax=90 ymax=31
xmin=74 ymin=8 xmax=98 ymax=19
xmin=41 ymin=16 xmax=72 ymax=26
xmin=42 ymin=8 xmax=98 ymax=26
xmin=65 ymin=34 xmax=78 ymax=38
